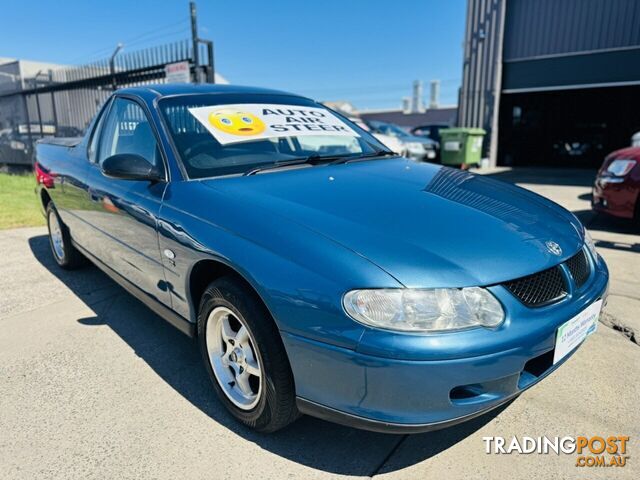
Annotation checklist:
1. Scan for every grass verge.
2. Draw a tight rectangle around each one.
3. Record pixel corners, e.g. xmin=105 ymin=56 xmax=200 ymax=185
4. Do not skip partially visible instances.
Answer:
xmin=0 ymin=172 xmax=45 ymax=229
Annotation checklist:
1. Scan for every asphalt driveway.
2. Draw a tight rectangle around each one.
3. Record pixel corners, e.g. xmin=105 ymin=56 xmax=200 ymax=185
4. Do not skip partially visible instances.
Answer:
xmin=0 ymin=168 xmax=638 ymax=479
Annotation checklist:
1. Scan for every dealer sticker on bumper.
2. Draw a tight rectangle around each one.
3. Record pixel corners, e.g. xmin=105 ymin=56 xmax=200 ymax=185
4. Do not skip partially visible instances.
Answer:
xmin=553 ymin=299 xmax=603 ymax=365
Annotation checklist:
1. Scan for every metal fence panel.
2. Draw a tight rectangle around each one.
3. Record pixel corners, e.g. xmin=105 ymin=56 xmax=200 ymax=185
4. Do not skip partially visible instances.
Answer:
xmin=0 ymin=38 xmax=215 ymax=165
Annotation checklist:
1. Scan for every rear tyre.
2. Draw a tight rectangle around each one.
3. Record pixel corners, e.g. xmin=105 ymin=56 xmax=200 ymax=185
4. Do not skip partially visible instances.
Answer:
xmin=197 ymin=276 xmax=299 ymax=432
xmin=46 ymin=203 xmax=85 ymax=270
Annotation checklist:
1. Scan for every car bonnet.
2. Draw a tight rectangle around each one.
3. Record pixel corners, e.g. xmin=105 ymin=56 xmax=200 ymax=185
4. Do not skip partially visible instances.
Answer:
xmin=200 ymin=158 xmax=583 ymax=288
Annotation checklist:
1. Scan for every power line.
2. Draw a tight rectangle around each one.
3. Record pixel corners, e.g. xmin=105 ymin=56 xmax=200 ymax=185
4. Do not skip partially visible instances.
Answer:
xmin=66 ymin=17 xmax=190 ymax=65
xmin=119 ymin=17 xmax=189 ymax=46
xmin=296 ymin=79 xmax=461 ymax=96
xmin=125 ymin=26 xmax=190 ymax=49
xmin=296 ymin=84 xmax=408 ymax=95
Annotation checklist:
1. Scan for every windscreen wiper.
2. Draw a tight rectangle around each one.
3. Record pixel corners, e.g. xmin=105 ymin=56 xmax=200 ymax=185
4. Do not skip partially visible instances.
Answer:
xmin=244 ymin=153 xmax=354 ymax=176
xmin=244 ymin=150 xmax=398 ymax=176
xmin=327 ymin=150 xmax=398 ymax=165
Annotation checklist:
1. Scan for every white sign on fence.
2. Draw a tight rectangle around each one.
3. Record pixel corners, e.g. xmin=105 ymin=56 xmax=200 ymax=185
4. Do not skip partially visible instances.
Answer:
xmin=165 ymin=61 xmax=191 ymax=84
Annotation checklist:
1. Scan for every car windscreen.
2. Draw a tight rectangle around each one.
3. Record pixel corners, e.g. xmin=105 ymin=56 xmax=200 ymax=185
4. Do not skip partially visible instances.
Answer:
xmin=159 ymin=94 xmax=388 ymax=179
xmin=369 ymin=121 xmax=410 ymax=138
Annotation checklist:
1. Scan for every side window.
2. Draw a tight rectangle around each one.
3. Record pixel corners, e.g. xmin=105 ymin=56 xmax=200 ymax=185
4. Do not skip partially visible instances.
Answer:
xmin=97 ymin=98 xmax=163 ymax=173
xmin=375 ymin=124 xmax=392 ymax=136
xmin=87 ymin=100 xmax=110 ymax=163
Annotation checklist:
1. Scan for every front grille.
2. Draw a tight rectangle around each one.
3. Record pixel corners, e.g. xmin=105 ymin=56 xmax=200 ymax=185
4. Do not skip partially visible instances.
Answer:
xmin=565 ymin=249 xmax=590 ymax=288
xmin=503 ymin=266 xmax=567 ymax=307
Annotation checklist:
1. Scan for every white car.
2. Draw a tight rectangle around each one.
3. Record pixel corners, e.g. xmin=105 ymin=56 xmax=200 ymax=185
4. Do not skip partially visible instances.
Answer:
xmin=367 ymin=121 xmax=438 ymax=161
xmin=349 ymin=118 xmax=405 ymax=155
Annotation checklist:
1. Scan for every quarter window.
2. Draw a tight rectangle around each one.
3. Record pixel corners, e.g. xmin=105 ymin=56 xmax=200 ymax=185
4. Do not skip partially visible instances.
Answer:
xmin=87 ymin=100 xmax=110 ymax=163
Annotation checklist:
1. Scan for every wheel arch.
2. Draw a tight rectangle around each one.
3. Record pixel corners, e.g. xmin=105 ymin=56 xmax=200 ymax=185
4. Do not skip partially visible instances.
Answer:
xmin=40 ymin=187 xmax=52 ymax=211
xmin=187 ymin=257 xmax=276 ymax=331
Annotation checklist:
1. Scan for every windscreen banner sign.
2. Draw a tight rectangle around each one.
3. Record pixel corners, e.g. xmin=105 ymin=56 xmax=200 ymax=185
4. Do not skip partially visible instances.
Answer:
xmin=188 ymin=104 xmax=359 ymax=145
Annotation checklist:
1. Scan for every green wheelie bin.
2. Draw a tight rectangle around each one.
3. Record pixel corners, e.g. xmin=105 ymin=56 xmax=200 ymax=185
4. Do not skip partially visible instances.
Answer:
xmin=439 ymin=128 xmax=485 ymax=167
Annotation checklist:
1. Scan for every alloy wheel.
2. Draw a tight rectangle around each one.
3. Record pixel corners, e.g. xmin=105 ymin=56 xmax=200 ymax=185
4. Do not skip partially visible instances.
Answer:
xmin=205 ymin=306 xmax=263 ymax=410
xmin=48 ymin=210 xmax=65 ymax=261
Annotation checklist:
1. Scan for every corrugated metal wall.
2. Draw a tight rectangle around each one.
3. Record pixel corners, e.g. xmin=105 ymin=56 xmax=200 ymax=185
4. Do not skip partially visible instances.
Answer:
xmin=504 ymin=0 xmax=640 ymax=61
xmin=458 ymin=0 xmax=506 ymax=162
xmin=458 ymin=0 xmax=640 ymax=165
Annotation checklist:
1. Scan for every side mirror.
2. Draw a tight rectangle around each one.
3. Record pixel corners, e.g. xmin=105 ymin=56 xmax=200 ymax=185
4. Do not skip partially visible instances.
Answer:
xmin=101 ymin=153 xmax=161 ymax=181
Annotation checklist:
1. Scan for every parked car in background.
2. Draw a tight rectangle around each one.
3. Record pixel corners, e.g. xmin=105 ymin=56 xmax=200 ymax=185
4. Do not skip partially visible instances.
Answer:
xmin=367 ymin=120 xmax=438 ymax=162
xmin=592 ymin=146 xmax=640 ymax=225
xmin=411 ymin=123 xmax=450 ymax=145
xmin=0 ymin=126 xmax=33 ymax=165
xmin=551 ymin=123 xmax=606 ymax=167
xmin=35 ymin=84 xmax=608 ymax=435
xmin=349 ymin=117 xmax=404 ymax=155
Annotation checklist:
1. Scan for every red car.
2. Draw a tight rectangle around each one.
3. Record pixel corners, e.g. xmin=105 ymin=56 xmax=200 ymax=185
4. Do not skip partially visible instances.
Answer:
xmin=592 ymin=147 xmax=640 ymax=224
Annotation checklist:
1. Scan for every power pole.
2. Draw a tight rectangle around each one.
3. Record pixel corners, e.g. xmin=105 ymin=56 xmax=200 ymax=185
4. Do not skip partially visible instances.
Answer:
xmin=109 ymin=43 xmax=123 ymax=90
xmin=190 ymin=1 xmax=200 ymax=83
xmin=203 ymin=40 xmax=215 ymax=83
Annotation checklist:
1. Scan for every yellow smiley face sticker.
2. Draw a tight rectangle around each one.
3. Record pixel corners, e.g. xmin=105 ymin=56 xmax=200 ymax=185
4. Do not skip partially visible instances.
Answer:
xmin=208 ymin=110 xmax=266 ymax=136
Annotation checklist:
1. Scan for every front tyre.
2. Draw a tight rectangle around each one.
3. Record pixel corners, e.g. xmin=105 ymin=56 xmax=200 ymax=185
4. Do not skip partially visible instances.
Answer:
xmin=46 ymin=203 xmax=85 ymax=270
xmin=197 ymin=276 xmax=298 ymax=432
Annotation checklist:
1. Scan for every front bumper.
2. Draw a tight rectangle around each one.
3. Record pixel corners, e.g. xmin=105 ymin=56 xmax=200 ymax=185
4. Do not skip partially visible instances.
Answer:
xmin=283 ymin=256 xmax=609 ymax=433
xmin=405 ymin=147 xmax=426 ymax=161
xmin=424 ymin=149 xmax=437 ymax=160
xmin=592 ymin=177 xmax=638 ymax=219
xmin=296 ymin=392 xmax=518 ymax=434
xmin=406 ymin=150 xmax=437 ymax=162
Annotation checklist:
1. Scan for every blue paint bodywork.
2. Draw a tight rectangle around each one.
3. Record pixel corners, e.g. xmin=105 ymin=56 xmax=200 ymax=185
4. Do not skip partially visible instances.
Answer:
xmin=36 ymin=84 xmax=609 ymax=431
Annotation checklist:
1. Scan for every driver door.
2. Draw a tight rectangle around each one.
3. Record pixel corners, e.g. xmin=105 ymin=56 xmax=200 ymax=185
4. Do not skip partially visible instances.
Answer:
xmin=85 ymin=96 xmax=171 ymax=307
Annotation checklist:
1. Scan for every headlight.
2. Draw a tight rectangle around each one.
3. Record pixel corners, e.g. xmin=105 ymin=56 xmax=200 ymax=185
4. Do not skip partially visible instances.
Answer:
xmin=606 ymin=159 xmax=636 ymax=176
xmin=343 ymin=287 xmax=504 ymax=333
xmin=405 ymin=142 xmax=424 ymax=151
xmin=584 ymin=229 xmax=598 ymax=261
